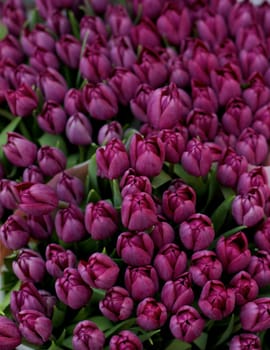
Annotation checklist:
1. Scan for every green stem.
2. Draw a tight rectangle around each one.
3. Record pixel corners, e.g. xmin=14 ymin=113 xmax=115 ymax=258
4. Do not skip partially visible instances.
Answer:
xmin=0 ymin=108 xmax=15 ymax=120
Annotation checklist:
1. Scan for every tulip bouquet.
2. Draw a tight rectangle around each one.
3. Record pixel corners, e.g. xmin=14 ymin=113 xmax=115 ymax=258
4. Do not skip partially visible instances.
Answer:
xmin=1 ymin=0 xmax=270 ymax=349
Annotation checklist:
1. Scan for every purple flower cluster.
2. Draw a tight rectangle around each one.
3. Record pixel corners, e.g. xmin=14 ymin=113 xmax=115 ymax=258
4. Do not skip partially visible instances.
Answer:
xmin=0 ymin=0 xmax=270 ymax=349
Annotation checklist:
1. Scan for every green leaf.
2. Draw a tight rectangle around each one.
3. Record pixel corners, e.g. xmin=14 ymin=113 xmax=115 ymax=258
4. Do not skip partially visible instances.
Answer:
xmin=52 ymin=304 xmax=66 ymax=328
xmin=204 ymin=165 xmax=219 ymax=209
xmin=67 ymin=153 xmax=79 ymax=168
xmin=89 ymin=316 xmax=113 ymax=331
xmin=105 ymin=318 xmax=136 ymax=338
xmin=110 ymin=179 xmax=122 ymax=208
xmin=152 ymin=170 xmax=171 ymax=189
xmin=211 ymin=195 xmax=235 ymax=232
xmin=0 ymin=280 xmax=20 ymax=312
xmin=215 ymin=314 xmax=235 ymax=347
xmin=193 ymin=332 xmax=208 ymax=350
xmin=61 ymin=336 xmax=73 ymax=349
xmin=86 ymin=153 xmax=99 ymax=193
xmin=0 ymin=22 xmax=8 ymax=40
xmin=139 ymin=329 xmax=160 ymax=343
xmin=86 ymin=188 xmax=101 ymax=203
xmin=68 ymin=10 xmax=80 ymax=38
xmin=38 ymin=133 xmax=67 ymax=154
xmin=173 ymin=164 xmax=207 ymax=196
xmin=0 ymin=117 xmax=21 ymax=146
xmin=47 ymin=340 xmax=63 ymax=350
xmin=165 ymin=339 xmax=192 ymax=350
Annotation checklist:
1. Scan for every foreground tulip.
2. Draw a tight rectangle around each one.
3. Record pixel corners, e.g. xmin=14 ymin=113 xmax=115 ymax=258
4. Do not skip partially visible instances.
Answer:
xmin=169 ymin=305 xmax=205 ymax=343
xmin=229 ymin=271 xmax=259 ymax=306
xmin=5 ymin=84 xmax=38 ymax=117
xmin=229 ymin=333 xmax=261 ymax=350
xmin=198 ymin=280 xmax=235 ymax=320
xmin=120 ymin=168 xmax=152 ymax=197
xmin=136 ymin=297 xmax=167 ymax=331
xmin=45 ymin=243 xmax=76 ymax=278
xmin=0 ymin=214 xmax=29 ymax=250
xmin=240 ymin=297 xmax=270 ymax=332
xmin=72 ymin=320 xmax=105 ymax=350
xmin=248 ymin=250 xmax=270 ymax=288
xmin=0 ymin=316 xmax=22 ymax=350
xmin=109 ymin=330 xmax=143 ymax=350
xmin=37 ymin=145 xmax=66 ymax=177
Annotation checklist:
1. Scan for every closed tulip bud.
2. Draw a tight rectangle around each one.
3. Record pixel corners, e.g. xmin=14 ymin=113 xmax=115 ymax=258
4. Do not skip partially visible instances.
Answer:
xmin=229 ymin=271 xmax=259 ymax=306
xmin=5 ymin=84 xmax=38 ymax=117
xmin=45 ymin=243 xmax=76 ymax=278
xmin=149 ymin=219 xmax=175 ymax=250
xmin=120 ymin=168 xmax=152 ymax=197
xmin=181 ymin=138 xmax=212 ymax=177
xmin=253 ymin=103 xmax=270 ymax=139
xmin=78 ymin=252 xmax=120 ymax=290
xmin=38 ymin=290 xmax=56 ymax=319
xmin=18 ymin=310 xmax=52 ymax=345
xmin=17 ymin=183 xmax=59 ymax=216
xmin=12 ymin=249 xmax=46 ymax=283
xmin=136 ymin=297 xmax=167 ymax=331
xmin=99 ymin=286 xmax=134 ymax=322
xmin=169 ymin=305 xmax=205 ymax=343
xmin=243 ymin=72 xmax=270 ymax=112
xmin=236 ymin=24 xmax=264 ymax=52
xmin=216 ymin=232 xmax=251 ymax=274
xmin=46 ymin=10 xmax=71 ymax=36
xmin=157 ymin=4 xmax=191 ymax=45
xmin=2 ymin=0 xmax=26 ymax=37
xmin=121 ymin=192 xmax=157 ymax=231
xmin=147 ymin=83 xmax=192 ymax=130
xmin=215 ymin=128 xmax=237 ymax=149
xmin=55 ymin=204 xmax=86 ymax=243
xmin=131 ymin=17 xmax=161 ymax=49
xmin=109 ymin=36 xmax=137 ymax=69
xmin=240 ymin=297 xmax=270 ymax=332
xmin=154 ymin=243 xmax=187 ymax=281
xmin=30 ymin=47 xmax=60 ymax=73
xmin=27 ymin=214 xmax=53 ymax=240
xmin=124 ymin=265 xmax=159 ymax=301
xmin=0 ymin=179 xmax=18 ymax=210
xmin=79 ymin=15 xmax=107 ymax=46
xmin=240 ymin=46 xmax=268 ymax=80
xmin=197 ymin=13 xmax=228 ymax=49
xmin=179 ymin=213 xmax=215 ymax=251
xmin=37 ymin=145 xmax=66 ymax=177
xmin=0 ymin=214 xmax=29 ymax=250
xmin=229 ymin=333 xmax=261 ymax=350
xmin=0 ymin=316 xmax=22 ymax=350
xmin=55 ymin=267 xmax=92 ymax=309
xmin=248 ymin=250 xmax=270 ymax=288
xmin=132 ymin=47 xmax=168 ymax=89
xmin=85 ymin=200 xmax=118 ymax=240
xmin=0 ymin=34 xmax=24 ymax=64
xmin=56 ymin=34 xmax=81 ymax=69
xmin=130 ymin=84 xmax=153 ymax=123
xmin=116 ymin=231 xmax=154 ymax=266
xmin=228 ymin=2 xmax=256 ymax=36
xmin=82 ymin=82 xmax=118 ymax=120
xmin=3 ymin=132 xmax=37 ymax=167
xmin=66 ymin=112 xmax=92 ymax=146
xmin=109 ymin=68 xmax=140 ymax=106
xmin=72 ymin=320 xmax=105 ymax=350
xmin=64 ymin=88 xmax=86 ymax=116
xmin=168 ymin=56 xmax=189 ymax=89
xmin=237 ymin=167 xmax=269 ymax=200
xmin=129 ymin=134 xmax=165 ymax=178
xmin=222 ymin=97 xmax=253 ymax=136
xmin=186 ymin=109 xmax=218 ymax=141
xmin=37 ymin=101 xmax=67 ymax=135
xmin=21 ymin=24 xmax=55 ymax=56
xmin=216 ymin=147 xmax=248 ymax=188
xmin=232 ymin=188 xmax=265 ymax=227
xmin=236 ymin=128 xmax=268 ymax=165
xmin=39 ymin=67 xmax=67 ymax=104
xmin=254 ymin=218 xmax=270 ymax=252
xmin=106 ymin=5 xmax=132 ymax=36
xmin=215 ymin=38 xmax=239 ymax=67
xmin=191 ymin=80 xmax=218 ymax=113
xmin=22 ymin=165 xmax=44 ymax=184
xmin=162 ymin=183 xmax=196 ymax=224
xmin=56 ymin=172 xmax=84 ymax=205
xmin=161 ymin=272 xmax=194 ymax=313
xmin=198 ymin=280 xmax=235 ymax=320
xmin=98 ymin=121 xmax=123 ymax=146
xmin=109 ymin=330 xmax=143 ymax=350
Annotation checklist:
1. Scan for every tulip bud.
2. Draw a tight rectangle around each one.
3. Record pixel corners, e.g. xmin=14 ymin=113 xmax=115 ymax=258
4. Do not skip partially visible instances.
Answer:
xmin=109 ymin=36 xmax=137 ymax=69
xmin=154 ymin=243 xmax=187 ymax=281
xmin=37 ymin=100 xmax=67 ymax=135
xmin=229 ymin=333 xmax=261 ymax=350
xmin=30 ymin=47 xmax=60 ymax=73
xmin=18 ymin=309 xmax=52 ymax=345
xmin=228 ymin=2 xmax=256 ymax=36
xmin=39 ymin=67 xmax=67 ymax=103
xmin=85 ymin=200 xmax=118 ymax=240
xmin=240 ymin=46 xmax=268 ymax=80
xmin=229 ymin=271 xmax=259 ymax=306
xmin=99 ymin=286 xmax=134 ymax=322
xmin=37 ymin=145 xmax=66 ymax=177
xmin=169 ymin=305 xmax=205 ymax=343
xmin=3 ymin=132 xmax=37 ymax=168
xmin=5 ymin=84 xmax=38 ymax=118
xmin=72 ymin=320 xmax=105 ymax=350
xmin=130 ymin=84 xmax=153 ymax=123
xmin=235 ymin=24 xmax=264 ymax=52
xmin=149 ymin=218 xmax=175 ymax=250
xmin=248 ymin=250 xmax=270 ymax=288
xmin=253 ymin=102 xmax=270 ymax=139
xmin=55 ymin=267 xmax=92 ymax=309
xmin=96 ymin=138 xmax=129 ymax=179
xmin=65 ymin=112 xmax=92 ymax=146
xmin=129 ymin=134 xmax=165 ymax=178
xmin=0 ymin=214 xmax=29 ymax=250
xmin=237 ymin=167 xmax=269 ymax=200
xmin=120 ymin=168 xmax=152 ymax=197
xmin=2 ymin=0 xmax=26 ymax=37
xmin=78 ymin=252 xmax=120 ymax=290
xmin=45 ymin=243 xmax=76 ymax=278
xmin=97 ymin=121 xmax=123 ymax=146
xmin=240 ymin=297 xmax=270 ymax=332
xmin=186 ymin=109 xmax=218 ymax=141
xmin=179 ymin=213 xmax=215 ymax=251
xmin=161 ymin=272 xmax=194 ymax=313
xmin=46 ymin=10 xmax=71 ymax=36
xmin=109 ymin=330 xmax=143 ymax=350
xmin=136 ymin=297 xmax=167 ymax=331
xmin=243 ymin=72 xmax=270 ymax=112
xmin=191 ymin=80 xmax=218 ymax=113
xmin=55 ymin=204 xmax=86 ymax=243
xmin=0 ymin=34 xmax=24 ymax=64
xmin=197 ymin=13 xmax=228 ymax=49
xmin=232 ymin=188 xmax=265 ymax=227
xmin=27 ymin=214 xmax=53 ymax=240
xmin=22 ymin=165 xmax=44 ymax=184
xmin=106 ymin=5 xmax=132 ymax=36
xmin=64 ymin=88 xmax=86 ymax=116
xmin=79 ymin=15 xmax=107 ymax=46
xmin=21 ymin=24 xmax=55 ymax=56
xmin=254 ymin=218 xmax=270 ymax=253
xmin=131 ymin=17 xmax=161 ymax=49
xmin=56 ymin=34 xmax=81 ymax=69
xmin=121 ymin=192 xmax=157 ymax=231
xmin=0 ymin=316 xmax=22 ymax=350
xmin=0 ymin=179 xmax=18 ymax=210
xmin=56 ymin=172 xmax=84 ymax=205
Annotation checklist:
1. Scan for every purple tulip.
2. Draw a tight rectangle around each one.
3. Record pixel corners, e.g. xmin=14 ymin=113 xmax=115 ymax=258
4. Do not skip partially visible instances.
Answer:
xmin=243 ymin=72 xmax=270 ymax=112
xmin=130 ymin=84 xmax=153 ymax=123
xmin=45 ymin=243 xmax=76 ymax=278
xmin=38 ymin=67 xmax=67 ymax=103
xmin=109 ymin=330 xmax=143 ymax=350
xmin=247 ymin=250 xmax=270 ymax=288
xmin=85 ymin=200 xmax=118 ymax=240
xmin=240 ymin=46 xmax=268 ymax=80
xmin=168 ymin=56 xmax=189 ymax=89
xmin=2 ymin=0 xmax=26 ymax=36
xmin=99 ymin=286 xmax=134 ymax=322
xmin=240 ymin=297 xmax=270 ymax=332
xmin=18 ymin=309 xmax=52 ymax=346
xmin=186 ymin=109 xmax=218 ymax=141
xmin=191 ymin=80 xmax=218 ymax=113
xmin=0 ymin=34 xmax=24 ymax=64
xmin=228 ymin=2 xmax=256 ymax=36
xmin=131 ymin=17 xmax=161 ymax=49
xmin=109 ymin=36 xmax=137 ymax=69
xmin=0 ymin=179 xmax=18 ymax=210
xmin=120 ymin=168 xmax=152 ymax=197
xmin=254 ymin=218 xmax=270 ymax=253
xmin=89 ymin=0 xmax=108 ymax=14
xmin=229 ymin=271 xmax=259 ymax=306
xmin=253 ymin=102 xmax=270 ymax=139
xmin=30 ymin=47 xmax=59 ymax=73
xmin=97 ymin=121 xmax=123 ymax=146
xmin=169 ymin=305 xmax=205 ymax=343
xmin=161 ymin=272 xmax=194 ymax=313
xmin=229 ymin=333 xmax=261 ymax=350
xmin=149 ymin=218 xmax=175 ymax=250
xmin=21 ymin=24 xmax=55 ymax=56
xmin=78 ymin=253 xmax=120 ymax=290
xmin=55 ymin=267 xmax=92 ymax=309
xmin=79 ymin=15 xmax=107 ymax=46
xmin=197 ymin=13 xmax=228 ymax=49
xmin=235 ymin=24 xmax=265 ymax=52
xmin=124 ymin=265 xmax=159 ymax=301
xmin=37 ymin=145 xmax=66 ymax=177
xmin=198 ymin=280 xmax=235 ymax=320
xmin=64 ymin=88 xmax=86 ymax=116
xmin=37 ymin=100 xmax=67 ymax=135
xmin=27 ymin=214 xmax=53 ymax=240
xmin=121 ymin=192 xmax=157 ymax=231
xmin=0 ymin=316 xmax=22 ymax=350
xmin=5 ymin=84 xmax=38 ymax=118
xmin=3 ymin=132 xmax=37 ymax=168
xmin=116 ymin=231 xmax=154 ymax=266
xmin=56 ymin=172 xmax=84 ymax=205
xmin=72 ymin=320 xmax=105 ymax=350
xmin=96 ymin=138 xmax=129 ymax=180
xmin=56 ymin=34 xmax=81 ymax=69
xmin=0 ymin=214 xmax=29 ymax=250
xmin=106 ymin=5 xmax=132 ymax=36
xmin=65 ymin=112 xmax=92 ymax=146
xmin=136 ymin=297 xmax=167 ymax=331
xmin=46 ymin=10 xmax=71 ymax=36
xmin=22 ymin=165 xmax=44 ymax=184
